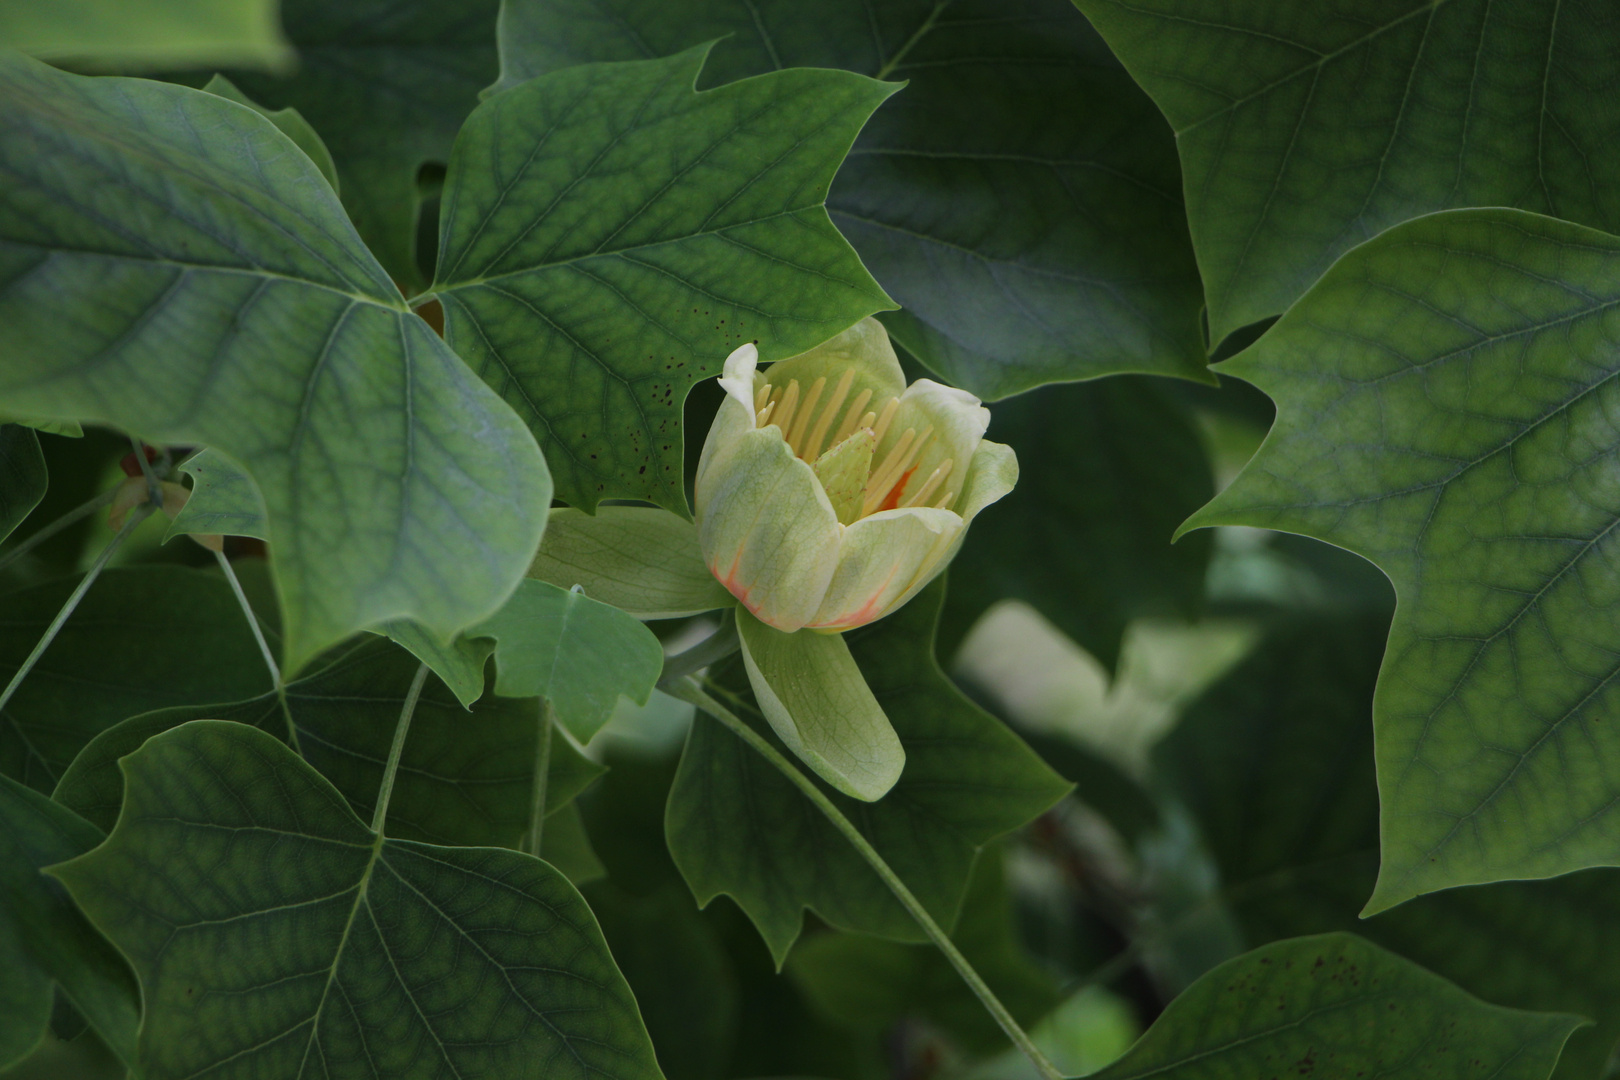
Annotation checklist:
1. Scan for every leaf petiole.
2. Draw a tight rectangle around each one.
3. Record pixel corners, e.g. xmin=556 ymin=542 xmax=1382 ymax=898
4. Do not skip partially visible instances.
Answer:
xmin=0 ymin=486 xmax=119 ymax=576
xmin=664 ymin=675 xmax=1065 ymax=1080
xmin=372 ymin=662 xmax=429 ymax=836
xmin=524 ymin=698 xmax=554 ymax=857
xmin=0 ymin=504 xmax=154 ymax=719
xmin=210 ymin=548 xmax=300 ymax=755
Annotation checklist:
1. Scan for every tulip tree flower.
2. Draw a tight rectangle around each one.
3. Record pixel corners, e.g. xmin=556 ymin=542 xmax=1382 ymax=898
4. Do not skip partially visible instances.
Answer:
xmin=531 ymin=318 xmax=1017 ymax=802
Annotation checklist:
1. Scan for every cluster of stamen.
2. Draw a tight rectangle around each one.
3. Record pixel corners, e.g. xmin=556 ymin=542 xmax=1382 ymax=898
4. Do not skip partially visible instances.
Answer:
xmin=754 ymin=370 xmax=957 ymax=518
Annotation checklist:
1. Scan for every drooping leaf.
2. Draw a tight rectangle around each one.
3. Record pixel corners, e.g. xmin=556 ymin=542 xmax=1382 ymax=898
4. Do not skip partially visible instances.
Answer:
xmin=787 ymin=847 xmax=1059 ymax=1054
xmin=432 ymin=44 xmax=896 ymax=512
xmin=227 ymin=0 xmax=502 ymax=287
xmin=53 ymin=636 xmax=601 ymax=849
xmin=473 ymin=578 xmax=665 ymax=743
xmin=201 ymin=75 xmax=341 ymax=193
xmin=0 ymin=775 xmax=138 ymax=1071
xmin=0 ymin=566 xmax=269 ymax=792
xmin=945 ymin=376 xmax=1213 ymax=669
xmin=0 ymin=54 xmax=549 ymax=673
xmin=667 ymin=578 xmax=1070 ymax=962
xmin=0 ymin=0 xmax=291 ymax=70
xmin=53 ymin=720 xmax=663 ymax=1080
xmin=1089 ymin=933 xmax=1580 ymax=1080
xmin=0 ymin=424 xmax=46 ymax=547
xmin=1158 ymin=610 xmax=1620 ymax=1080
xmin=736 ymin=609 xmax=905 ymax=802
xmin=1075 ymin=0 xmax=1620 ymax=346
xmin=497 ymin=0 xmax=1208 ymax=397
xmin=1182 ymin=209 xmax=1620 ymax=911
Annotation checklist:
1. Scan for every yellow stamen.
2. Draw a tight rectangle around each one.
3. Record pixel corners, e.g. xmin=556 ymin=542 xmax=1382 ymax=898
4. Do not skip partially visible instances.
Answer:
xmin=830 ymin=389 xmax=875 ymax=447
xmin=933 ymin=488 xmax=958 ymax=510
xmin=754 ymin=382 xmax=772 ymax=412
xmin=802 ymin=369 xmax=854 ymax=463
xmin=864 ymin=425 xmax=933 ymax=516
xmin=904 ymin=458 xmax=953 ymax=508
xmin=787 ymin=376 xmax=826 ymax=457
xmin=871 ymin=397 xmax=900 ymax=446
xmin=772 ymin=379 xmax=801 ymax=435
xmin=756 ymin=400 xmax=776 ymax=428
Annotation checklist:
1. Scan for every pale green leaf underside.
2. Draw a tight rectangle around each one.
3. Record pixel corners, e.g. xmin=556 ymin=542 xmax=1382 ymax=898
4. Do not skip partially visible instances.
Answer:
xmin=433 ymin=44 xmax=896 ymax=512
xmin=736 ymin=609 xmax=905 ymax=802
xmin=0 ymin=54 xmax=549 ymax=673
xmin=54 ymin=721 xmax=662 ymax=1080
xmin=52 ymin=636 xmax=602 ymax=850
xmin=472 ymin=578 xmax=664 ymax=742
xmin=497 ymin=0 xmax=1210 ymax=398
xmin=1186 ymin=209 xmax=1620 ymax=912
xmin=1092 ymin=933 xmax=1579 ymax=1080
xmin=531 ymin=506 xmax=734 ymax=618
xmin=0 ymin=775 xmax=138 ymax=1071
xmin=1076 ymin=0 xmax=1620 ymax=344
xmin=0 ymin=0 xmax=292 ymax=69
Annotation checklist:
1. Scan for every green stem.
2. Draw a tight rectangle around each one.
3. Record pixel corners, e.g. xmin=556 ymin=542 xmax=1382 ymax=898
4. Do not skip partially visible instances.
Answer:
xmin=665 ymin=676 xmax=1064 ymax=1080
xmin=372 ymin=663 xmax=429 ymax=836
xmin=211 ymin=549 xmax=300 ymax=755
xmin=525 ymin=698 xmax=554 ymax=857
xmin=127 ymin=435 xmax=165 ymax=508
xmin=0 ymin=505 xmax=153 ymax=718
xmin=0 ymin=487 xmax=118 ymax=575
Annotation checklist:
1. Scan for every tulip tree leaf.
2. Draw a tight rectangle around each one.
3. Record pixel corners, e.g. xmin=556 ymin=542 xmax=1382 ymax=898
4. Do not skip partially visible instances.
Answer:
xmin=0 ymin=424 xmax=46 ymax=546
xmin=0 ymin=775 xmax=138 ymax=1072
xmin=1 ymin=566 xmax=270 ymax=793
xmin=53 ymin=636 xmax=602 ymax=850
xmin=1089 ymin=933 xmax=1580 ymax=1080
xmin=472 ymin=579 xmax=664 ymax=743
xmin=945 ymin=376 xmax=1213 ymax=670
xmin=227 ymin=0 xmax=502 ymax=288
xmin=497 ymin=0 xmax=1209 ymax=398
xmin=431 ymin=44 xmax=896 ymax=513
xmin=0 ymin=54 xmax=549 ymax=673
xmin=0 ymin=0 xmax=292 ymax=70
xmin=201 ymin=75 xmax=341 ymax=194
xmin=1158 ymin=611 xmax=1620 ymax=1080
xmin=530 ymin=506 xmax=735 ymax=619
xmin=1183 ymin=208 xmax=1620 ymax=912
xmin=1075 ymin=0 xmax=1620 ymax=347
xmin=667 ymin=578 xmax=1070 ymax=963
xmin=53 ymin=720 xmax=663 ymax=1080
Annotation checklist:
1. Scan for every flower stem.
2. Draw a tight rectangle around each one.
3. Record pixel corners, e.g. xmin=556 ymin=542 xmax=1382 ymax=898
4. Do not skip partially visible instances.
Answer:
xmin=0 ymin=486 xmax=119 ymax=576
xmin=664 ymin=675 xmax=1064 ymax=1080
xmin=525 ymin=698 xmax=554 ymax=857
xmin=0 ymin=504 xmax=153 ymax=719
xmin=372 ymin=662 xmax=429 ymax=836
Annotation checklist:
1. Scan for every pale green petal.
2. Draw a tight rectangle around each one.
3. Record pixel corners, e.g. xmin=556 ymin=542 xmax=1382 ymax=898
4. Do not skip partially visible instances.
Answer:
xmin=697 ymin=427 xmax=841 ymax=632
xmin=531 ymin=506 xmax=732 ymax=619
xmin=736 ymin=609 xmax=905 ymax=802
xmin=761 ymin=316 xmax=907 ymax=414
xmin=809 ymin=507 xmax=962 ymax=630
xmin=697 ymin=342 xmax=763 ymax=493
xmin=878 ymin=379 xmax=989 ymax=512
xmin=957 ymin=439 xmax=1019 ymax=523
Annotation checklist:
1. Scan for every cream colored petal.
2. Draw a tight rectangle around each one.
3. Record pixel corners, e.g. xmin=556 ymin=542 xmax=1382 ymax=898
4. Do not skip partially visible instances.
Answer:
xmin=530 ymin=506 xmax=733 ymax=619
xmin=760 ymin=317 xmax=907 ymax=409
xmin=696 ymin=342 xmax=763 ymax=492
xmin=697 ymin=426 xmax=840 ymax=632
xmin=737 ymin=609 xmax=905 ymax=802
xmin=807 ymin=506 xmax=963 ymax=630
xmin=874 ymin=379 xmax=989 ymax=511
xmin=957 ymin=439 xmax=1018 ymax=523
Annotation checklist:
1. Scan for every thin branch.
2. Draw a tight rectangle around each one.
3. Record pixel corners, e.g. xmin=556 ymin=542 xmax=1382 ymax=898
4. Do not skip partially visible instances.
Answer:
xmin=127 ymin=435 xmax=165 ymax=508
xmin=0 ymin=487 xmax=119 ymax=576
xmin=664 ymin=676 xmax=1064 ymax=1080
xmin=524 ymin=698 xmax=554 ymax=857
xmin=211 ymin=549 xmax=300 ymax=755
xmin=0 ymin=505 xmax=153 ymax=718
xmin=372 ymin=663 xmax=430 ymax=836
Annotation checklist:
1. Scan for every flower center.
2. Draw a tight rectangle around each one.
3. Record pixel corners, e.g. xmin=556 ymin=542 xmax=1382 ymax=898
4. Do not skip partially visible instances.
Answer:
xmin=753 ymin=370 xmax=957 ymax=517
